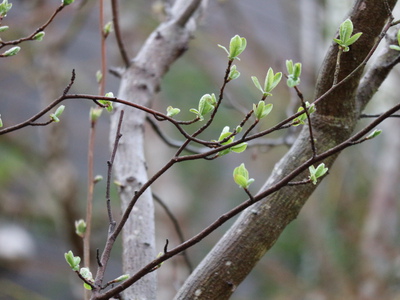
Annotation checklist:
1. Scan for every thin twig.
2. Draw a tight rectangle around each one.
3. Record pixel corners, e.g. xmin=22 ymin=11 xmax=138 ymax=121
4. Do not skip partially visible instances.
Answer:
xmin=333 ymin=47 xmax=344 ymax=86
xmin=0 ymin=3 xmax=67 ymax=49
xmin=294 ymin=85 xmax=316 ymax=157
xmin=153 ymin=193 xmax=193 ymax=272
xmin=360 ymin=113 xmax=400 ymax=118
xmin=111 ymin=0 xmax=130 ymax=68
xmin=106 ymin=110 xmax=124 ymax=228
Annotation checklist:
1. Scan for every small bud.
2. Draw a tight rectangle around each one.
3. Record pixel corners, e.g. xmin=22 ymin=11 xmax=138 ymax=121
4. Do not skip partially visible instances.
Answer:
xmin=166 ymin=106 xmax=180 ymax=117
xmin=90 ymin=107 xmax=103 ymax=122
xmin=0 ymin=25 xmax=9 ymax=32
xmin=96 ymin=70 xmax=103 ymax=83
xmin=366 ymin=129 xmax=382 ymax=139
xmin=114 ymin=274 xmax=130 ymax=282
xmin=62 ymin=0 xmax=75 ymax=5
xmin=0 ymin=114 xmax=3 ymax=127
xmin=0 ymin=0 xmax=12 ymax=17
xmin=103 ymin=21 xmax=113 ymax=36
xmin=75 ymin=219 xmax=87 ymax=238
xmin=93 ymin=175 xmax=103 ymax=184
xmin=2 ymin=46 xmax=20 ymax=57
xmin=33 ymin=31 xmax=45 ymax=41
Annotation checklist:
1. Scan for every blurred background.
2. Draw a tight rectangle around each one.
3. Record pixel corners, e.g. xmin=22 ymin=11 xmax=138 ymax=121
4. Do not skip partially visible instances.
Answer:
xmin=0 ymin=0 xmax=399 ymax=299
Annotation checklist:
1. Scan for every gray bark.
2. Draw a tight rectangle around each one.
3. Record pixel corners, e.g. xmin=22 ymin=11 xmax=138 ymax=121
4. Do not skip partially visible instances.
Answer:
xmin=109 ymin=1 xmax=204 ymax=299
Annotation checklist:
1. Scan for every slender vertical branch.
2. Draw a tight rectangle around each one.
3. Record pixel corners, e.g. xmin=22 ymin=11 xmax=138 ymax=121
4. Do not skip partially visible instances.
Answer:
xmin=99 ymin=0 xmax=106 ymax=95
xmin=111 ymin=0 xmax=130 ymax=68
xmin=333 ymin=47 xmax=343 ymax=85
xmin=84 ymin=116 xmax=96 ymax=300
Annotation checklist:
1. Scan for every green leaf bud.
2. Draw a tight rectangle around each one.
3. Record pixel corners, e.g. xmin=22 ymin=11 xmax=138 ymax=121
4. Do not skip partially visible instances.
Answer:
xmin=113 ymin=274 xmax=130 ymax=283
xmin=62 ymin=0 xmax=75 ymax=5
xmin=33 ymin=31 xmax=45 ymax=41
xmin=0 ymin=25 xmax=9 ymax=32
xmin=0 ymin=0 xmax=12 ymax=17
xmin=90 ymin=107 xmax=103 ymax=122
xmin=253 ymin=101 xmax=273 ymax=120
xmin=103 ymin=21 xmax=113 ymax=36
xmin=366 ymin=129 xmax=382 ymax=139
xmin=228 ymin=65 xmax=240 ymax=80
xmin=64 ymin=250 xmax=81 ymax=271
xmin=0 ymin=114 xmax=3 ymax=127
xmin=96 ymin=70 xmax=103 ymax=83
xmin=94 ymin=175 xmax=103 ymax=183
xmin=218 ymin=35 xmax=246 ymax=60
xmin=75 ymin=219 xmax=86 ymax=238
xmin=309 ymin=163 xmax=328 ymax=185
xmin=2 ymin=46 xmax=20 ymax=57
xmin=233 ymin=163 xmax=254 ymax=189
xmin=166 ymin=106 xmax=180 ymax=117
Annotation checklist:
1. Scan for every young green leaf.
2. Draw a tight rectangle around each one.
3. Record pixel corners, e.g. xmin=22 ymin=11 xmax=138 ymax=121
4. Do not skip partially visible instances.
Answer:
xmin=218 ymin=35 xmax=246 ymax=60
xmin=264 ymin=68 xmax=282 ymax=94
xmin=166 ymin=106 xmax=180 ymax=117
xmin=98 ymin=92 xmax=114 ymax=112
xmin=0 ymin=0 xmax=12 ymax=17
xmin=228 ymin=65 xmax=240 ymax=80
xmin=80 ymin=267 xmax=93 ymax=290
xmin=0 ymin=25 xmax=9 ymax=32
xmin=253 ymin=101 xmax=273 ymax=120
xmin=309 ymin=163 xmax=328 ymax=185
xmin=251 ymin=76 xmax=264 ymax=94
xmin=286 ymin=60 xmax=302 ymax=87
xmin=0 ymin=114 xmax=3 ymax=128
xmin=190 ymin=93 xmax=216 ymax=121
xmin=333 ymin=19 xmax=363 ymax=52
xmin=65 ymin=250 xmax=81 ymax=271
xmin=62 ymin=0 xmax=75 ymax=5
xmin=292 ymin=102 xmax=315 ymax=126
xmin=233 ymin=163 xmax=254 ymax=189
xmin=50 ymin=105 xmax=65 ymax=122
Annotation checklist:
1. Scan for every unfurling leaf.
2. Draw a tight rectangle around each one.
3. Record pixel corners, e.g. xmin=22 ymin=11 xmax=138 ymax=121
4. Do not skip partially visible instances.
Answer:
xmin=233 ymin=163 xmax=254 ymax=189
xmin=64 ymin=250 xmax=81 ymax=271
xmin=62 ymin=0 xmax=75 ymax=5
xmin=309 ymin=163 xmax=328 ymax=185
xmin=2 ymin=46 xmax=20 ymax=57
xmin=286 ymin=60 xmax=302 ymax=87
xmin=166 ymin=106 xmax=180 ymax=117
xmin=80 ymin=267 xmax=93 ymax=290
xmin=190 ymin=93 xmax=216 ymax=121
xmin=50 ymin=105 xmax=65 ymax=122
xmin=333 ymin=19 xmax=363 ymax=52
xmin=218 ymin=35 xmax=246 ymax=60
xmin=228 ymin=65 xmax=240 ymax=80
xmin=366 ymin=129 xmax=382 ymax=139
xmin=253 ymin=101 xmax=273 ymax=120
xmin=0 ymin=0 xmax=12 ymax=17
xmin=33 ymin=31 xmax=45 ymax=41
xmin=75 ymin=219 xmax=86 ymax=238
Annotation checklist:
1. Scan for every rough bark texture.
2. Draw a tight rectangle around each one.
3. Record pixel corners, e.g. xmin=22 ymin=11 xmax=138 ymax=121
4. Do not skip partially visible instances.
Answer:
xmin=109 ymin=1 xmax=203 ymax=299
xmin=174 ymin=1 xmax=398 ymax=299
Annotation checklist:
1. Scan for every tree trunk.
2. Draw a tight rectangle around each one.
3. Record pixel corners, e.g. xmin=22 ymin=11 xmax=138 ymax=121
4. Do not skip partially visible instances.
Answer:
xmin=174 ymin=1 xmax=398 ymax=299
xmin=109 ymin=1 xmax=203 ymax=298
